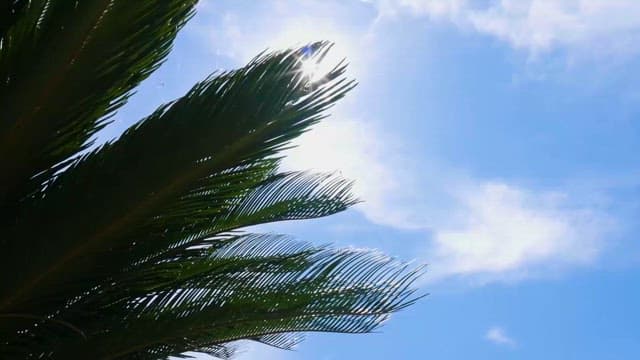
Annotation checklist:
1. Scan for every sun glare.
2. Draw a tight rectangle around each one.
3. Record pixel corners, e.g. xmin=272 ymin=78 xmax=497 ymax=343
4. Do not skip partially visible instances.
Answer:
xmin=297 ymin=42 xmax=351 ymax=84
xmin=300 ymin=57 xmax=326 ymax=83
xmin=257 ymin=19 xmax=356 ymax=83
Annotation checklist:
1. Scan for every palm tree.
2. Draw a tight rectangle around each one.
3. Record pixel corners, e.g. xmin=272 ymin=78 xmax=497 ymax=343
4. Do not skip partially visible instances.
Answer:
xmin=0 ymin=1 xmax=422 ymax=359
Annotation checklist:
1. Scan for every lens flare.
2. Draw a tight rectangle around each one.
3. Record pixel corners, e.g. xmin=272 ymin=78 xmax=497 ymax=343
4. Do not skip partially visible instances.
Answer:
xmin=300 ymin=58 xmax=325 ymax=83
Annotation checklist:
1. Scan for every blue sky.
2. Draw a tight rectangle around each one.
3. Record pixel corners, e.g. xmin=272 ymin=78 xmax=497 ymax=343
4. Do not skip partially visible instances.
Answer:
xmin=103 ymin=1 xmax=640 ymax=358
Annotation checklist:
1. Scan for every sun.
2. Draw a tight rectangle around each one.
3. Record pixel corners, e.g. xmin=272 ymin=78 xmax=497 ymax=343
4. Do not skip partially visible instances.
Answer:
xmin=257 ymin=19 xmax=355 ymax=83
xmin=297 ymin=41 xmax=351 ymax=84
xmin=300 ymin=56 xmax=326 ymax=83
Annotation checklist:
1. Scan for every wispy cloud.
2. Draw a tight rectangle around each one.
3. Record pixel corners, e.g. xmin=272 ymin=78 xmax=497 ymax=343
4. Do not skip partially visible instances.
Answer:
xmin=282 ymin=118 xmax=425 ymax=230
xmin=485 ymin=326 xmax=517 ymax=347
xmin=231 ymin=342 xmax=288 ymax=360
xmin=192 ymin=0 xmax=374 ymax=76
xmin=177 ymin=341 xmax=288 ymax=360
xmin=370 ymin=0 xmax=640 ymax=57
xmin=283 ymin=118 xmax=613 ymax=285
xmin=427 ymin=182 xmax=610 ymax=283
xmin=188 ymin=0 xmax=617 ymax=286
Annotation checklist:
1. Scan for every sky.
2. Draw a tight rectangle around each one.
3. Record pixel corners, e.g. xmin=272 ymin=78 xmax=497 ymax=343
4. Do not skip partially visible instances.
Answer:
xmin=102 ymin=1 xmax=640 ymax=359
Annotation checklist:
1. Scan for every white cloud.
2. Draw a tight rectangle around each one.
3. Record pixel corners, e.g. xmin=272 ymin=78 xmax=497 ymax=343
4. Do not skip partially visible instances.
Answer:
xmin=283 ymin=118 xmax=612 ymax=284
xmin=231 ymin=342 xmax=288 ymax=360
xmin=370 ymin=0 xmax=640 ymax=56
xmin=193 ymin=0 xmax=374 ymax=79
xmin=177 ymin=342 xmax=288 ymax=360
xmin=485 ymin=326 xmax=516 ymax=347
xmin=371 ymin=0 xmax=467 ymax=20
xmin=189 ymin=0 xmax=616 ymax=285
xmin=282 ymin=118 xmax=428 ymax=230
xmin=427 ymin=182 xmax=609 ymax=283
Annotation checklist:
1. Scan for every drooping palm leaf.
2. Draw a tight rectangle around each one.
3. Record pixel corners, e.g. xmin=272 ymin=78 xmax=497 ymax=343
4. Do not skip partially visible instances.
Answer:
xmin=0 ymin=2 xmax=423 ymax=359
xmin=47 ymin=234 xmax=423 ymax=359
xmin=0 ymin=0 xmax=197 ymax=217
xmin=0 ymin=44 xmax=354 ymax=311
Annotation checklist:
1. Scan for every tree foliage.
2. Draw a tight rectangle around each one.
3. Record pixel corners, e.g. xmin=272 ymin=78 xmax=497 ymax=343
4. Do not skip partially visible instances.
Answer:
xmin=0 ymin=1 xmax=423 ymax=358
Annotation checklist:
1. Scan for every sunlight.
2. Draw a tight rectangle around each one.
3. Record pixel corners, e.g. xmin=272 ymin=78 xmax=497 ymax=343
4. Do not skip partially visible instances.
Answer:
xmin=300 ymin=55 xmax=333 ymax=83
xmin=215 ymin=12 xmax=364 ymax=84
xmin=287 ymin=30 xmax=352 ymax=83
xmin=300 ymin=57 xmax=323 ymax=82
xmin=255 ymin=18 xmax=357 ymax=82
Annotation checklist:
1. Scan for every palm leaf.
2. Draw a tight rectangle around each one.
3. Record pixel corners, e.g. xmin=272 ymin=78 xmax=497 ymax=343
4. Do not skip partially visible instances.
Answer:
xmin=0 ymin=2 xmax=424 ymax=358
xmin=0 ymin=44 xmax=354 ymax=312
xmin=44 ymin=234 xmax=423 ymax=359
xmin=0 ymin=0 xmax=197 ymax=216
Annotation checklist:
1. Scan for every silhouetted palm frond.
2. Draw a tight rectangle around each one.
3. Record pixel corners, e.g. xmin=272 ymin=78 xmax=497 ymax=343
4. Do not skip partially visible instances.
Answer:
xmin=0 ymin=1 xmax=423 ymax=358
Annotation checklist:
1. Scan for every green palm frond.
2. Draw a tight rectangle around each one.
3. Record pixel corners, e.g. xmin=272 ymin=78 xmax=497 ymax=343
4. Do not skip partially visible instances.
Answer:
xmin=48 ymin=234 xmax=423 ymax=359
xmin=0 ymin=0 xmax=197 ymax=215
xmin=0 ymin=2 xmax=423 ymax=359
xmin=0 ymin=45 xmax=355 ymax=310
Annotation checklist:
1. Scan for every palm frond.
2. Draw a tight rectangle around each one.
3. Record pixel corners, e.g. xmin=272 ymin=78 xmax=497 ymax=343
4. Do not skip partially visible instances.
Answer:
xmin=39 ymin=234 xmax=424 ymax=359
xmin=0 ymin=0 xmax=197 ymax=214
xmin=0 ymin=3 xmax=424 ymax=357
xmin=0 ymin=44 xmax=355 ymax=314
